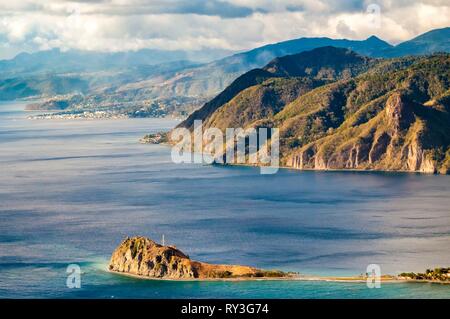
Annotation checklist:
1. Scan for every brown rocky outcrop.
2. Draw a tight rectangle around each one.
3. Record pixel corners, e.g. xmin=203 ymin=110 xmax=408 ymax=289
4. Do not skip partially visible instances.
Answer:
xmin=385 ymin=93 xmax=415 ymax=130
xmin=109 ymin=236 xmax=288 ymax=280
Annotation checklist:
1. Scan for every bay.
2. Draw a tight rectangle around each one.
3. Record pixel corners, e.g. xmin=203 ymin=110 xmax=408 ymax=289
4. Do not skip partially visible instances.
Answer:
xmin=0 ymin=101 xmax=449 ymax=298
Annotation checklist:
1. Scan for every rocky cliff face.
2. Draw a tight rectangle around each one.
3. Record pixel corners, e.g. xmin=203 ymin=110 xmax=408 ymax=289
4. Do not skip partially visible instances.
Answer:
xmin=109 ymin=237 xmax=287 ymax=280
xmin=286 ymin=92 xmax=442 ymax=173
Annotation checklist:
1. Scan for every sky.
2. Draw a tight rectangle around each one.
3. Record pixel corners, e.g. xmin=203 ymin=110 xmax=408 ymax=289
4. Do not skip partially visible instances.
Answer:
xmin=0 ymin=0 xmax=449 ymax=59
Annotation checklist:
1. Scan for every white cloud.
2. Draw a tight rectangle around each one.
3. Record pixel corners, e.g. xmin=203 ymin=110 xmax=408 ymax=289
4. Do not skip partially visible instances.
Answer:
xmin=0 ymin=0 xmax=448 ymax=59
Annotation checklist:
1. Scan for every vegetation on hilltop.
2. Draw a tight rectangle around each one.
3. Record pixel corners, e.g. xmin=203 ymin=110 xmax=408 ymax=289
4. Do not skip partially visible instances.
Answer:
xmin=399 ymin=268 xmax=450 ymax=282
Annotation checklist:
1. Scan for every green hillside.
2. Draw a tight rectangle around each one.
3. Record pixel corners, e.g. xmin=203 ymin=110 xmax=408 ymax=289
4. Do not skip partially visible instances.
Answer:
xmin=174 ymin=48 xmax=450 ymax=174
xmin=178 ymin=47 xmax=377 ymax=131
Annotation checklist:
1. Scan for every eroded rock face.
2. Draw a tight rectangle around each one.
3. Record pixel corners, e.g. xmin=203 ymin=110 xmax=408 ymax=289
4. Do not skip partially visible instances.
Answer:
xmin=109 ymin=237 xmax=197 ymax=279
xmin=369 ymin=132 xmax=391 ymax=164
xmin=405 ymin=142 xmax=436 ymax=173
xmin=286 ymin=91 xmax=442 ymax=174
xmin=109 ymin=236 xmax=288 ymax=280
xmin=385 ymin=93 xmax=415 ymax=130
xmin=288 ymin=136 xmax=436 ymax=174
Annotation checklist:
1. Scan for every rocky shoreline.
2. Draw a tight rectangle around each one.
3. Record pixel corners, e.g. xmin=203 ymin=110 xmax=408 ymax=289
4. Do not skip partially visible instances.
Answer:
xmin=109 ymin=236 xmax=450 ymax=283
xmin=139 ymin=133 xmax=448 ymax=175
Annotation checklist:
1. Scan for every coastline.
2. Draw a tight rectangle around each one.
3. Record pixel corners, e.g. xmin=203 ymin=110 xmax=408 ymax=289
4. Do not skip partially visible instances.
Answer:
xmin=141 ymin=140 xmax=445 ymax=176
xmin=216 ymin=162 xmax=440 ymax=175
xmin=108 ymin=269 xmax=450 ymax=285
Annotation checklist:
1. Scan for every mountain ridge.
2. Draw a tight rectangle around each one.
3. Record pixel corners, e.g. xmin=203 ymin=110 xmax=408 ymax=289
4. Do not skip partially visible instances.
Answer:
xmin=178 ymin=47 xmax=379 ymax=131
xmin=1 ymin=27 xmax=449 ymax=120
xmin=381 ymin=27 xmax=450 ymax=58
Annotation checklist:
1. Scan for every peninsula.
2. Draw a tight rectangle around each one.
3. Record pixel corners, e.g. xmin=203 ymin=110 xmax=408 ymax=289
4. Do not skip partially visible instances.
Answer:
xmin=109 ymin=236 xmax=289 ymax=280
xmin=109 ymin=237 xmax=450 ymax=284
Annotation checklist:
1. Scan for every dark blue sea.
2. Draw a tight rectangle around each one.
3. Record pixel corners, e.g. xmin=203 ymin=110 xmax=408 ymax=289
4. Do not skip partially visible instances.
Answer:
xmin=0 ymin=102 xmax=449 ymax=298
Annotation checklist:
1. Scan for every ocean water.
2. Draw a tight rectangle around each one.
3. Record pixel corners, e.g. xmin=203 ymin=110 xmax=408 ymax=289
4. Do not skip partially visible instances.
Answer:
xmin=0 ymin=101 xmax=449 ymax=299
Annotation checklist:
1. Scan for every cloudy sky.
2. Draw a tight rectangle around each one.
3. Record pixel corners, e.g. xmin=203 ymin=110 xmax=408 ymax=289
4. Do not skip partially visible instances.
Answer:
xmin=0 ymin=0 xmax=449 ymax=59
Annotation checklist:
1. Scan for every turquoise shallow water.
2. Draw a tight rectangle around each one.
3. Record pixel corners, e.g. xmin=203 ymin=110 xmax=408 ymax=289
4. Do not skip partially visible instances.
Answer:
xmin=0 ymin=102 xmax=449 ymax=298
xmin=2 ymin=262 xmax=450 ymax=299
